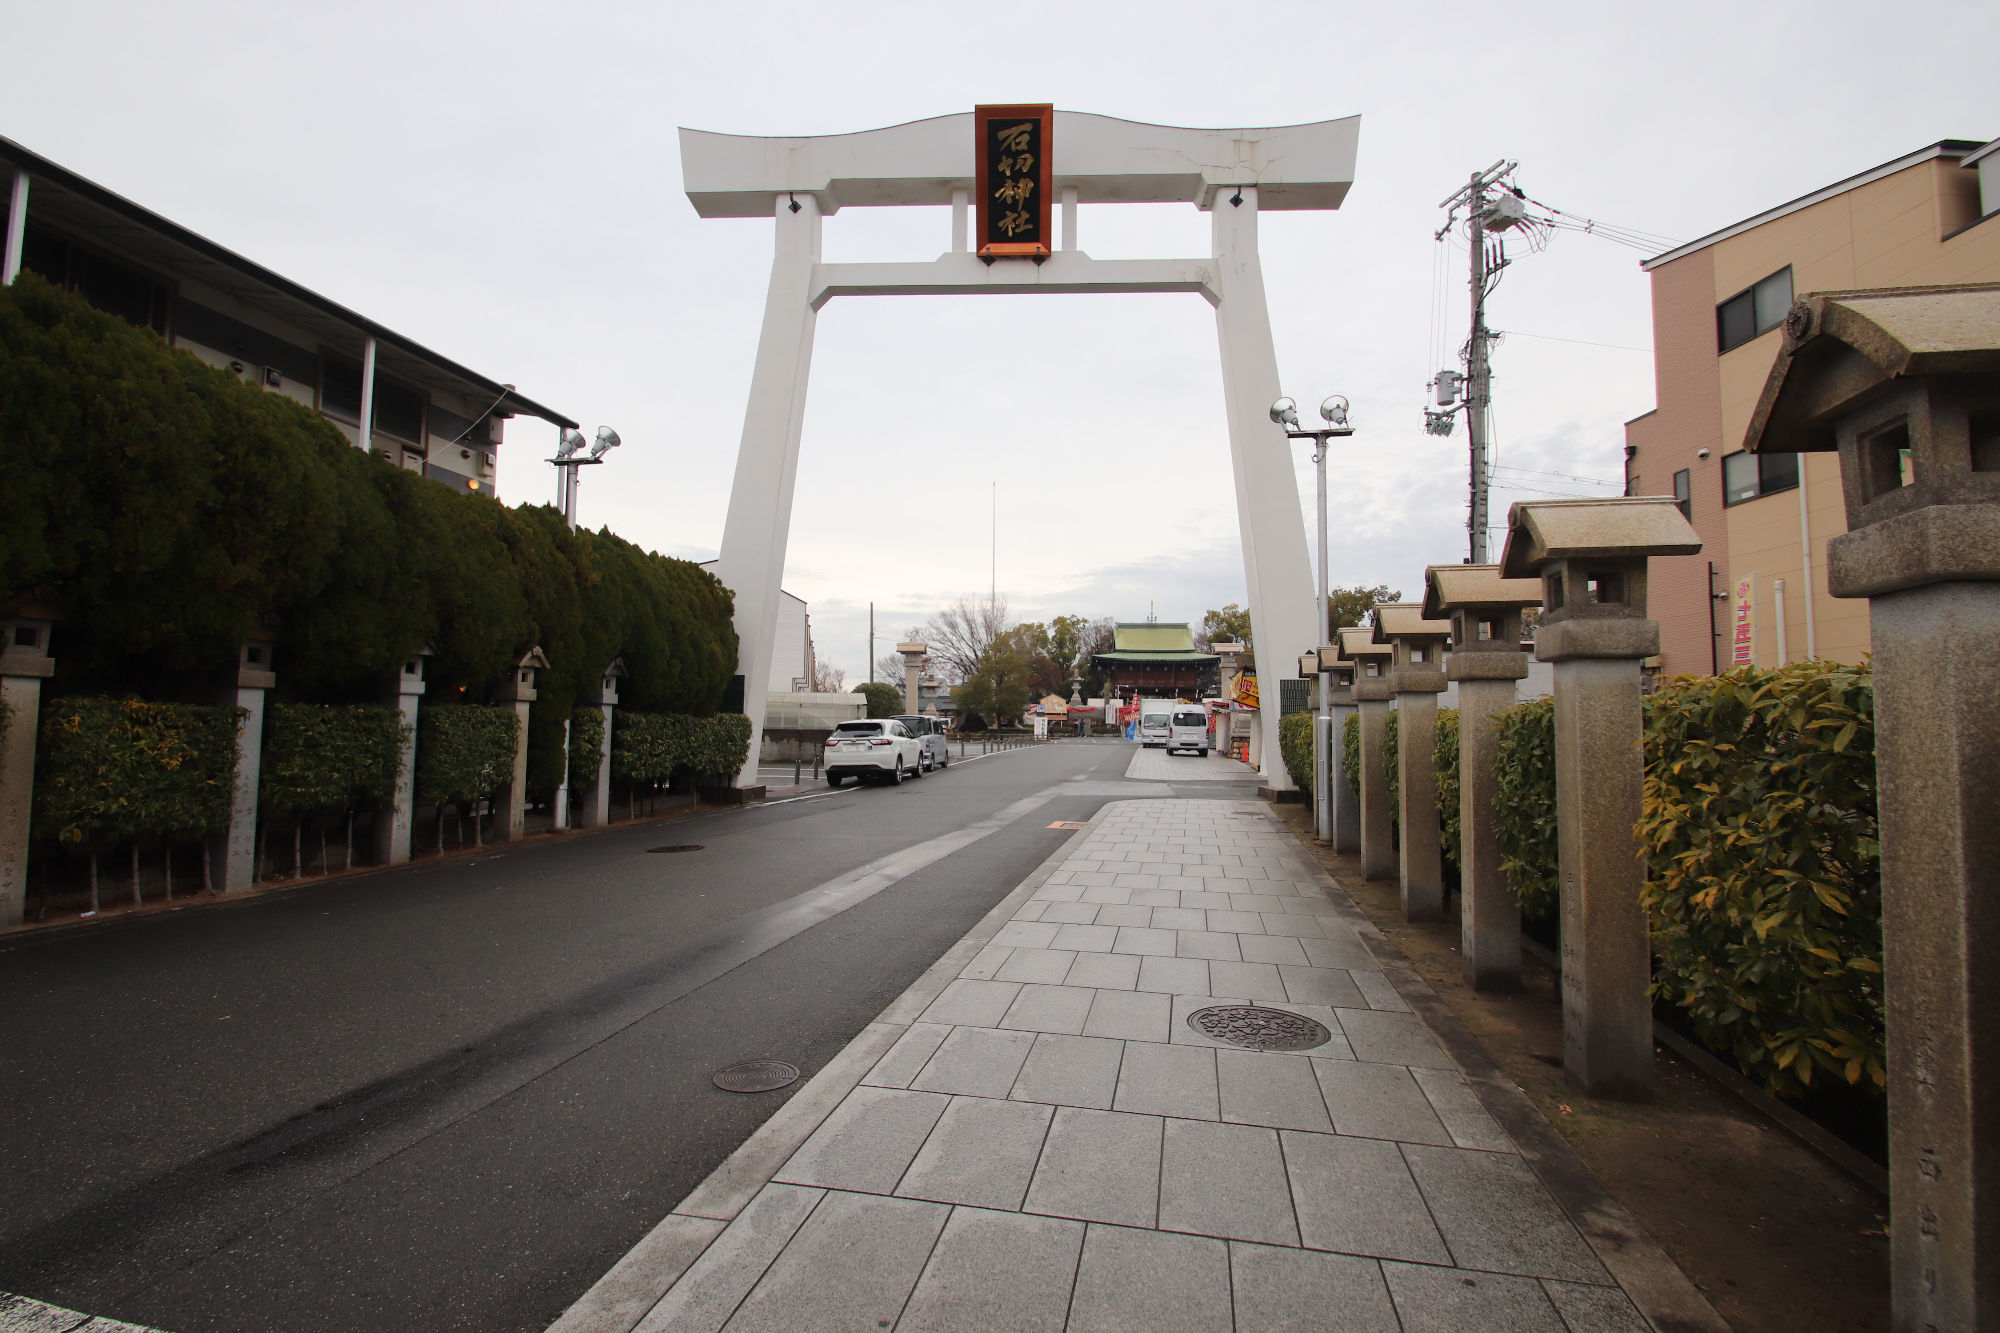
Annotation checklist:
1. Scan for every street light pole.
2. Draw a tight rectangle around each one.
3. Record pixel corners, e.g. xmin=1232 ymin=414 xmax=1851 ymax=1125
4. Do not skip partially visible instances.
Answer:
xmin=548 ymin=426 xmax=622 ymax=531
xmin=1272 ymin=395 xmax=1355 ymax=844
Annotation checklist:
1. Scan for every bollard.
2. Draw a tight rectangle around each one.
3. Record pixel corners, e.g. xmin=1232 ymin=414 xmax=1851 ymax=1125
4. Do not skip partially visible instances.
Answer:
xmin=1426 ymin=565 xmax=1543 ymax=990
xmin=1501 ymin=497 xmax=1698 ymax=1100
xmin=1743 ymin=283 xmax=2000 ymax=1330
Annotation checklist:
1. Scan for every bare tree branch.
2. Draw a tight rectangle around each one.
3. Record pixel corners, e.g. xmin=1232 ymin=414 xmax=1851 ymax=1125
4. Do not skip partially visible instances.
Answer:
xmin=913 ymin=595 xmax=1011 ymax=683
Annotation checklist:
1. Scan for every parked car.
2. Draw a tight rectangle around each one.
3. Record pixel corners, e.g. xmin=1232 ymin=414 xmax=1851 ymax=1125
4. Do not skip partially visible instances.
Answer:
xmin=1138 ymin=699 xmax=1175 ymax=747
xmin=823 ymin=718 xmax=924 ymax=786
xmin=1167 ymin=706 xmax=1211 ymax=756
xmin=893 ymin=715 xmax=950 ymax=771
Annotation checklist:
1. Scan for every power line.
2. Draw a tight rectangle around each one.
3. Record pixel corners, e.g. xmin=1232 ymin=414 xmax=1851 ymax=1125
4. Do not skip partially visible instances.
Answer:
xmin=1494 ymin=329 xmax=1651 ymax=354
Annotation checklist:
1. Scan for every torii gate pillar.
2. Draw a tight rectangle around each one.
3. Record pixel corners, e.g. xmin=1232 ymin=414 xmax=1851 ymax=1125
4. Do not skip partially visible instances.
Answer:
xmin=683 ymin=111 xmax=1358 ymax=791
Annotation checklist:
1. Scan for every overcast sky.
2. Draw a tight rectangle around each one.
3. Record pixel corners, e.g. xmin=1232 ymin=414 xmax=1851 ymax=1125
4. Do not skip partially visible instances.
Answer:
xmin=6 ymin=1 xmax=1994 ymax=682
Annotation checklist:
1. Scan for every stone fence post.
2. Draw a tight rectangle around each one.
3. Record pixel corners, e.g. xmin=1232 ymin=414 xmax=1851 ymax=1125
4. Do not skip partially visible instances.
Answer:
xmin=491 ymin=647 xmax=548 ymax=844
xmin=1426 ymin=564 xmax=1543 ymax=990
xmin=579 ymin=658 xmax=626 ymax=829
xmin=1375 ymin=604 xmax=1452 ymax=923
xmin=1344 ymin=626 xmax=1396 ymax=883
xmin=0 ymin=599 xmax=58 ymax=926
xmin=1501 ymin=497 xmax=1699 ymax=1100
xmin=372 ymin=646 xmax=431 ymax=867
xmin=1743 ymin=283 xmax=1999 ymax=1330
xmin=216 ymin=633 xmax=276 ymax=892
xmin=1318 ymin=647 xmax=1360 ymax=852
xmin=897 ymin=641 xmax=928 ymax=716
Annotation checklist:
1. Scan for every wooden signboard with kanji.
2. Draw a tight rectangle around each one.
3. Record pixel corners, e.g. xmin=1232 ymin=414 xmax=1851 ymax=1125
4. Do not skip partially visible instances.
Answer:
xmin=974 ymin=104 xmax=1054 ymax=258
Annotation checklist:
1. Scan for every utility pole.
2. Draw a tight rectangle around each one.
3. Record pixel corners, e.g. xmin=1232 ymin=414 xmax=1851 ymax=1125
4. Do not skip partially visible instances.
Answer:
xmin=868 ymin=602 xmax=875 ymax=683
xmin=1435 ymin=160 xmax=1518 ymax=564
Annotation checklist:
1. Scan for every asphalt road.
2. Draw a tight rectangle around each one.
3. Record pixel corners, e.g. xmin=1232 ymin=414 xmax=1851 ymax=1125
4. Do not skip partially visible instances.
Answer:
xmin=0 ymin=739 xmax=1256 ymax=1333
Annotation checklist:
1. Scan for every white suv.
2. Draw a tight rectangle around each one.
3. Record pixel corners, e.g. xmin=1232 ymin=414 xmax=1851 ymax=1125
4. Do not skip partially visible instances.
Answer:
xmin=894 ymin=715 xmax=950 ymax=771
xmin=824 ymin=719 xmax=925 ymax=786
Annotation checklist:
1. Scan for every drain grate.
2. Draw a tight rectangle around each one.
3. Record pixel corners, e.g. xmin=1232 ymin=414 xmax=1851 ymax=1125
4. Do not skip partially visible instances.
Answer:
xmin=711 ymin=1060 xmax=800 ymax=1093
xmin=648 ymin=844 xmax=704 ymax=854
xmin=1185 ymin=1005 xmax=1334 ymax=1052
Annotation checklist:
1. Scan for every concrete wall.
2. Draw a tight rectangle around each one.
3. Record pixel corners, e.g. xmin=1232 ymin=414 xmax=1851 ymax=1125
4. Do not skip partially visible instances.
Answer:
xmin=1627 ymin=150 xmax=2000 ymax=675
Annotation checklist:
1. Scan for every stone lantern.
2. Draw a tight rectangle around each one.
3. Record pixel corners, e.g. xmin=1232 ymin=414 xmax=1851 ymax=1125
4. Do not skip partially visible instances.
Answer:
xmin=1337 ymin=625 xmax=1396 ymax=882
xmin=492 ymin=647 xmax=550 ymax=843
xmin=1372 ymin=604 xmax=1453 ymax=922
xmin=1316 ymin=643 xmax=1360 ymax=851
xmin=578 ymin=657 xmax=628 ymax=830
xmin=1742 ymin=282 xmax=2000 ymax=1330
xmin=1500 ymin=497 xmax=1700 ymax=1099
xmin=0 ymin=595 xmax=58 ymax=926
xmin=373 ymin=643 xmax=434 ymax=867
xmin=896 ymin=641 xmax=928 ymax=717
xmin=1425 ymin=564 xmax=1543 ymax=990
xmin=216 ymin=628 xmax=279 ymax=893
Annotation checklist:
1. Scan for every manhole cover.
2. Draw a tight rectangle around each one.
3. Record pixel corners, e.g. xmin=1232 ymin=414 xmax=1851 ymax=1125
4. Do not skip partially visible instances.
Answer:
xmin=712 ymin=1060 xmax=800 ymax=1093
xmin=1185 ymin=1005 xmax=1333 ymax=1052
xmin=648 ymin=844 xmax=704 ymax=854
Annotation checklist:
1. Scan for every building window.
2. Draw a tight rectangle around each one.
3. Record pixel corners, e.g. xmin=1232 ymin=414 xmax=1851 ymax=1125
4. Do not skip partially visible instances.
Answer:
xmin=20 ymin=223 xmax=171 ymax=334
xmin=1721 ymin=450 xmax=1801 ymax=506
xmin=1717 ymin=267 xmax=1793 ymax=353
xmin=1673 ymin=468 xmax=1691 ymax=520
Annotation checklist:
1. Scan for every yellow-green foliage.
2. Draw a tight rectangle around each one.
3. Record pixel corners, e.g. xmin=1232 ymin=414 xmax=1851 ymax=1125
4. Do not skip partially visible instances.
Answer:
xmin=1278 ymin=712 xmax=1314 ymax=795
xmin=34 ymin=698 xmax=241 ymax=845
xmin=1640 ymin=664 xmax=1881 ymax=1098
xmin=612 ymin=712 xmax=754 ymax=787
xmin=1342 ymin=711 xmax=1360 ymax=797
xmin=261 ymin=704 xmax=407 ymax=820
xmin=1435 ymin=709 xmax=1460 ymax=869
xmin=1383 ymin=709 xmax=1400 ymax=821
xmin=1492 ymin=695 xmax=1558 ymax=918
xmin=569 ymin=707 xmax=606 ymax=783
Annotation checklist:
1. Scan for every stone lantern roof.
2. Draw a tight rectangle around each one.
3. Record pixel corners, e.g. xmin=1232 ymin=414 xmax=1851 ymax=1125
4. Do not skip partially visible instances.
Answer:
xmin=1370 ymin=603 xmax=1452 ymax=644
xmin=1422 ymin=565 xmax=1543 ymax=620
xmin=1498 ymin=498 xmax=1702 ymax=580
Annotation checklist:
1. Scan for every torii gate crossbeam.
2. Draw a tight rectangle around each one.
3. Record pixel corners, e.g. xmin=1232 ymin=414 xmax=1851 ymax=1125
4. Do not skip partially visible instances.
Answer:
xmin=679 ymin=110 xmax=1361 ymax=790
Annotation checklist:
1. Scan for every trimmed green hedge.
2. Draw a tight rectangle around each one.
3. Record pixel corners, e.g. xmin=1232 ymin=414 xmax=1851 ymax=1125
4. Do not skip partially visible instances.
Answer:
xmin=1492 ymin=695 xmax=1558 ymax=919
xmin=1278 ymin=712 xmax=1314 ymax=795
xmin=1342 ymin=711 xmax=1360 ymax=797
xmin=1435 ymin=708 xmax=1460 ymax=870
xmin=414 ymin=705 xmax=519 ymax=809
xmin=612 ymin=712 xmax=754 ymax=788
xmin=260 ymin=704 xmax=406 ymax=820
xmin=568 ymin=707 xmax=606 ymax=786
xmin=33 ymin=697 xmax=240 ymax=849
xmin=1640 ymin=664 xmax=1881 ymax=1097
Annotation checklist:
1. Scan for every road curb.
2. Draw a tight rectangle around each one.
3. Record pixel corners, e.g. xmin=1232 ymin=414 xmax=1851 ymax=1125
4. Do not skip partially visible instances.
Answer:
xmin=543 ymin=802 xmax=1115 ymax=1333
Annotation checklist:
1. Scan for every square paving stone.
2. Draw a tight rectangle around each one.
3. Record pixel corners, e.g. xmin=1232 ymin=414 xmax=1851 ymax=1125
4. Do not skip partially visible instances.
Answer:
xmin=896 ymin=1095 xmax=1055 ymax=1210
xmin=1541 ymin=1280 xmax=1652 ymax=1332
xmin=1259 ymin=913 xmax=1327 ymax=938
xmin=1150 ymin=906 xmax=1207 ymax=931
xmin=1239 ymin=935 xmax=1311 ymax=967
xmin=1082 ymin=988 xmax=1172 ymax=1042
xmin=991 ymin=921 xmax=1063 ymax=950
xmin=1112 ymin=873 xmax=1163 ymax=892
xmin=1378 ymin=1262 xmax=1565 ymax=1332
xmin=1280 ymin=965 xmax=1368 ymax=1009
xmin=1033 ymin=882 xmax=1086 ymax=903
xmin=1411 ymin=1068 xmax=1513 ymax=1153
xmin=1013 ymin=900 xmax=1051 ymax=922
xmin=1224 ymin=893 xmax=1288 ymax=915
xmin=1215 ymin=1048 xmax=1334 ymax=1132
xmin=1351 ymin=969 xmax=1413 ymax=1012
xmin=1037 ymin=901 xmax=1100 ymax=925
xmin=999 ymin=984 xmax=1097 ymax=1035
xmin=1093 ymin=903 xmax=1154 ymax=927
xmin=631 ymin=1184 xmax=822 ymax=1333
xmin=1281 ymin=1130 xmax=1451 ymax=1264
xmin=1159 ymin=1118 xmax=1299 ymax=1245
xmin=1011 ymin=1033 xmax=1125 ymax=1109
xmin=1113 ymin=926 xmax=1179 ymax=957
xmin=910 ymin=1027 xmax=1038 ymax=1098
xmin=775 ymin=1087 xmax=951 ymax=1194
xmin=1114 ymin=1040 xmax=1219 ymax=1120
xmin=1130 ymin=887 xmax=1184 ymax=907
xmin=1206 ymin=909 xmax=1269 ymax=934
xmin=897 ymin=1207 xmax=1085 ymax=1333
xmin=1301 ymin=934 xmax=1380 ymax=970
xmin=1177 ymin=930 xmax=1243 ymax=962
xmin=1229 ymin=1242 xmax=1399 ymax=1332
xmin=1401 ymin=1144 xmax=1608 ymax=1282
xmin=996 ymin=948 xmax=1079 ymax=985
xmin=1180 ymin=889 xmax=1234 ymax=909
xmin=961 ymin=946 xmax=1011 ymax=980
xmin=1079 ymin=884 xmax=1134 ymax=904
xmin=1208 ymin=960 xmax=1288 ymax=1002
xmin=1066 ymin=1224 xmax=1233 ymax=1333
xmin=920 ymin=979 xmax=1022 ymax=1028
xmin=863 ymin=1023 xmax=952 ymax=1090
xmin=1313 ymin=1060 xmax=1454 ymax=1145
xmin=1022 ymin=1108 xmax=1163 ymax=1227
xmin=1137 ymin=956 xmax=1211 ymax=996
xmin=1050 ymin=923 xmax=1119 ymax=953
xmin=719 ymin=1191 xmax=948 ymax=1333
xmin=1331 ymin=1007 xmax=1455 ymax=1069
xmin=1064 ymin=950 xmax=1141 ymax=990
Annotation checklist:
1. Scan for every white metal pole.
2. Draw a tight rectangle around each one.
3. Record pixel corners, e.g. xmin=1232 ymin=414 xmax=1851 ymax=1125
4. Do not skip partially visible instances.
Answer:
xmin=1315 ymin=440 xmax=1333 ymax=841
xmin=356 ymin=336 xmax=378 ymax=453
xmin=1774 ymin=578 xmax=1789 ymax=665
xmin=553 ymin=716 xmax=571 ymax=830
xmin=1797 ymin=463 xmax=1818 ymax=660
xmin=2 ymin=169 xmax=28 ymax=285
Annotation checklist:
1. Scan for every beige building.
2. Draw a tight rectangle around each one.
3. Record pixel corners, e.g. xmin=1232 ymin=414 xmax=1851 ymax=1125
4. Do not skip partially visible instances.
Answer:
xmin=1625 ymin=137 xmax=2000 ymax=676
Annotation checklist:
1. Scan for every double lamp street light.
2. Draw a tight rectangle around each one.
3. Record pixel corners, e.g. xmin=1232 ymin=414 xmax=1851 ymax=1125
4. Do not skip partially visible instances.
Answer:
xmin=1272 ymin=393 xmax=1354 ymax=844
xmin=549 ymin=425 xmax=623 ymax=531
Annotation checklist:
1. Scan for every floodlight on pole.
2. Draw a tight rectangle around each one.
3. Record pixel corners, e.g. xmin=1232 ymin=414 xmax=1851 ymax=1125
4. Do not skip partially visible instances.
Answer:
xmin=549 ymin=425 xmax=622 ymax=530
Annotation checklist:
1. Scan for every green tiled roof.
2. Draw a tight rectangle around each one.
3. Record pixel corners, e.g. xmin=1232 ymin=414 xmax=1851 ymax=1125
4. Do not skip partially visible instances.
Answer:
xmin=1093 ymin=651 xmax=1217 ymax=664
xmin=1112 ymin=622 xmax=1196 ymax=653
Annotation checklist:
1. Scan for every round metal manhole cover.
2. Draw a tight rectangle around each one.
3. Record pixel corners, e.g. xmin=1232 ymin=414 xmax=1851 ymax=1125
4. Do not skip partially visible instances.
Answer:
xmin=648 ymin=844 xmax=704 ymax=854
xmin=1185 ymin=1005 xmax=1334 ymax=1052
xmin=712 ymin=1060 xmax=800 ymax=1093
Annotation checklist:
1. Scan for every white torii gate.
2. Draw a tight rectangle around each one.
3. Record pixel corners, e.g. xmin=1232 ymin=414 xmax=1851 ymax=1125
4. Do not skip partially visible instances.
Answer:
xmin=680 ymin=110 xmax=1360 ymax=790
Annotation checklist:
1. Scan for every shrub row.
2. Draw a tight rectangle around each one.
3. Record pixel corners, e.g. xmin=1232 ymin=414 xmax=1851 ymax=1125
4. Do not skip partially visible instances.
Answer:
xmin=568 ymin=706 xmax=607 ymax=787
xmin=260 ymin=704 xmax=406 ymax=822
xmin=1 ymin=277 xmax=737 ymax=804
xmin=611 ymin=712 xmax=754 ymax=787
xmin=414 ymin=705 xmax=520 ymax=810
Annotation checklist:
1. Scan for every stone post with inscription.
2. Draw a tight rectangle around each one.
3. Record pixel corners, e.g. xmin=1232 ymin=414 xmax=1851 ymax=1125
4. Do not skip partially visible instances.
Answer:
xmin=1318 ymin=645 xmax=1361 ymax=852
xmin=491 ymin=648 xmax=549 ymax=844
xmin=1743 ymin=284 xmax=2000 ymax=1331
xmin=579 ymin=658 xmax=627 ymax=830
xmin=1425 ymin=565 xmax=1544 ymax=990
xmin=897 ymin=641 xmax=928 ymax=717
xmin=1342 ymin=626 xmax=1397 ymax=883
xmin=371 ymin=645 xmax=431 ymax=867
xmin=215 ymin=632 xmax=277 ymax=893
xmin=1500 ymin=497 xmax=1699 ymax=1100
xmin=1375 ymin=604 xmax=1453 ymax=923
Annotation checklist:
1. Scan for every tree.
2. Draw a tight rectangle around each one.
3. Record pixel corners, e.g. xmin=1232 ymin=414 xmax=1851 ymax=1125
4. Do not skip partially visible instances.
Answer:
xmin=1199 ymin=604 xmax=1253 ymax=649
xmin=1075 ymin=616 xmax=1117 ymax=699
xmin=874 ymin=652 xmax=908 ymax=684
xmin=1327 ymin=584 xmax=1402 ymax=637
xmin=998 ymin=622 xmax=1064 ymax=697
xmin=1045 ymin=614 xmax=1089 ymax=683
xmin=954 ymin=641 xmax=1032 ymax=726
xmin=812 ymin=660 xmax=845 ymax=692
xmin=853 ymin=681 xmax=902 ymax=718
xmin=914 ymin=595 xmax=1010 ymax=683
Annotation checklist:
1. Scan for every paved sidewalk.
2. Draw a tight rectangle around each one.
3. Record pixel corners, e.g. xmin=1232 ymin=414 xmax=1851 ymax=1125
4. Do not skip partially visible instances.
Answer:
xmin=555 ymin=800 xmax=1701 ymax=1333
xmin=1122 ymin=747 xmax=1259 ymax=783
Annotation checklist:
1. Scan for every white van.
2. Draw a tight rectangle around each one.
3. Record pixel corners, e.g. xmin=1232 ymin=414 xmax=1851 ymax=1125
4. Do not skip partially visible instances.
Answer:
xmin=1137 ymin=700 xmax=1175 ymax=748
xmin=1166 ymin=705 xmax=1211 ymax=756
